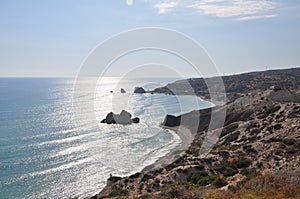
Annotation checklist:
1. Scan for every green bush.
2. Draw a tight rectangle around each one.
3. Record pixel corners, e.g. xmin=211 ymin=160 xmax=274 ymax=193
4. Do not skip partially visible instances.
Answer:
xmin=223 ymin=131 xmax=240 ymax=145
xmin=197 ymin=175 xmax=218 ymax=186
xmin=282 ymin=138 xmax=295 ymax=146
xmin=218 ymin=166 xmax=238 ymax=177
xmin=212 ymin=177 xmax=228 ymax=188
xmin=189 ymin=171 xmax=209 ymax=184
xmin=185 ymin=148 xmax=199 ymax=155
xmin=233 ymin=158 xmax=252 ymax=168
xmin=273 ymin=123 xmax=282 ymax=130
xmin=220 ymin=123 xmax=239 ymax=138
xmin=108 ymin=189 xmax=128 ymax=197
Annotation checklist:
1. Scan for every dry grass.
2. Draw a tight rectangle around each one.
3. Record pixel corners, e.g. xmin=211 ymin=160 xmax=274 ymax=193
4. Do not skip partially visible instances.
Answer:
xmin=202 ymin=173 xmax=300 ymax=199
xmin=135 ymin=173 xmax=300 ymax=199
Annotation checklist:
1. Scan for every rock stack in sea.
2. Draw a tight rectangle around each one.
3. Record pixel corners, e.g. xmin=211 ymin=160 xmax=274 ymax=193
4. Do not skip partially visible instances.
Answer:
xmin=101 ymin=110 xmax=140 ymax=125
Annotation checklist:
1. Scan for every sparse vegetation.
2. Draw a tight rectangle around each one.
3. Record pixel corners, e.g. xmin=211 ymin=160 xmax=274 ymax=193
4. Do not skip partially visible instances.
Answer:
xmin=223 ymin=131 xmax=240 ymax=145
xmin=107 ymin=189 xmax=128 ymax=197
xmin=273 ymin=123 xmax=283 ymax=130
xmin=197 ymin=175 xmax=218 ymax=186
xmin=92 ymin=78 xmax=300 ymax=199
xmin=189 ymin=171 xmax=209 ymax=184
xmin=212 ymin=176 xmax=228 ymax=188
xmin=233 ymin=157 xmax=252 ymax=168
xmin=215 ymin=165 xmax=238 ymax=177
xmin=258 ymin=105 xmax=281 ymax=119
xmin=220 ymin=123 xmax=239 ymax=138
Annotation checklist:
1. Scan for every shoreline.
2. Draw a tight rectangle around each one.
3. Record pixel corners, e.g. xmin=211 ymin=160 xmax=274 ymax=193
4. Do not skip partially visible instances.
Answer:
xmin=142 ymin=126 xmax=195 ymax=171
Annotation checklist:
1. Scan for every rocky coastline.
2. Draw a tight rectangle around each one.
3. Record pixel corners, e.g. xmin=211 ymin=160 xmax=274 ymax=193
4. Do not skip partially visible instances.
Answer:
xmin=72 ymin=68 xmax=300 ymax=199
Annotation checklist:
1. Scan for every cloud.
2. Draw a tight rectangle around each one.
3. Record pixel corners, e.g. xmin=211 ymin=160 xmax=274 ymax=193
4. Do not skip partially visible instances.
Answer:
xmin=153 ymin=1 xmax=179 ymax=14
xmin=237 ymin=14 xmax=277 ymax=21
xmin=189 ymin=0 xmax=277 ymax=18
xmin=151 ymin=0 xmax=277 ymax=20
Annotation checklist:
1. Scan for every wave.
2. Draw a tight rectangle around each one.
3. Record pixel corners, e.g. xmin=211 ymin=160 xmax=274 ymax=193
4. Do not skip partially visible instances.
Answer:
xmin=2 ymin=157 xmax=93 ymax=186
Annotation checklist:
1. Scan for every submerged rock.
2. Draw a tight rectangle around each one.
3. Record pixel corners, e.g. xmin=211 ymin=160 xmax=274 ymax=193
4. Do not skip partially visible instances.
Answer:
xmin=101 ymin=110 xmax=140 ymax=125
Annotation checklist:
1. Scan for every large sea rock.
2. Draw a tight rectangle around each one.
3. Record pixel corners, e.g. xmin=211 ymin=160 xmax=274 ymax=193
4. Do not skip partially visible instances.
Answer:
xmin=101 ymin=110 xmax=140 ymax=125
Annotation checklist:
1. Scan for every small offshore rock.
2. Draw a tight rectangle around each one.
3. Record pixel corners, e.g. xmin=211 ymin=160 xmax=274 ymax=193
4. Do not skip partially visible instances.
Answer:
xmin=132 ymin=117 xmax=140 ymax=123
xmin=134 ymin=87 xmax=146 ymax=94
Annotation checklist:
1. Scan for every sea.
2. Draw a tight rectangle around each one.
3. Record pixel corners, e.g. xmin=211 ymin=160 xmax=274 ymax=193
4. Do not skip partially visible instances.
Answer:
xmin=0 ymin=77 xmax=213 ymax=198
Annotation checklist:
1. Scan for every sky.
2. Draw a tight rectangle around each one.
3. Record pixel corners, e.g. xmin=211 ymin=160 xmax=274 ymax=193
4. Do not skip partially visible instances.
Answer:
xmin=0 ymin=0 xmax=299 ymax=77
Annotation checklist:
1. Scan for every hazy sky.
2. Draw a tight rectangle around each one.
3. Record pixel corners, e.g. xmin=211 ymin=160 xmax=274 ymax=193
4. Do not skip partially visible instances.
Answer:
xmin=0 ymin=0 xmax=299 ymax=77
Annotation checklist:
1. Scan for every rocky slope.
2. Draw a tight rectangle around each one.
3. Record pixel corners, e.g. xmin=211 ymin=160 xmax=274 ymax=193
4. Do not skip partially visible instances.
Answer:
xmin=153 ymin=67 xmax=300 ymax=102
xmin=92 ymin=87 xmax=299 ymax=199
xmin=78 ymin=68 xmax=300 ymax=199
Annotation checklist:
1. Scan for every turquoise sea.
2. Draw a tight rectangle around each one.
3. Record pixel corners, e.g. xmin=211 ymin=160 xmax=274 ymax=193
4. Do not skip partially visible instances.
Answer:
xmin=0 ymin=77 xmax=212 ymax=198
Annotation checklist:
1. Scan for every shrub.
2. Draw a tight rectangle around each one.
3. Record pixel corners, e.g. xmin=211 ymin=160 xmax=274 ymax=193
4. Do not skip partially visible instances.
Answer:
xmin=223 ymin=131 xmax=240 ymax=145
xmin=286 ymin=147 xmax=297 ymax=154
xmin=197 ymin=175 xmax=218 ymax=186
xmin=265 ymin=137 xmax=282 ymax=143
xmin=258 ymin=105 xmax=281 ymax=119
xmin=283 ymin=138 xmax=295 ymax=146
xmin=233 ymin=157 xmax=252 ymax=168
xmin=273 ymin=123 xmax=283 ymax=130
xmin=186 ymin=148 xmax=199 ymax=155
xmin=221 ymin=123 xmax=239 ymax=138
xmin=243 ymin=145 xmax=257 ymax=154
xmin=190 ymin=171 xmax=209 ymax=184
xmin=222 ymin=166 xmax=238 ymax=177
xmin=212 ymin=177 xmax=228 ymax=188
xmin=202 ymin=173 xmax=300 ymax=199
xmin=108 ymin=189 xmax=128 ymax=197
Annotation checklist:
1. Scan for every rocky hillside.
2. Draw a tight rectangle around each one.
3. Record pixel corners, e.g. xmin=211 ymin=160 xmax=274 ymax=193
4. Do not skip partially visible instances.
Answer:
xmin=153 ymin=68 xmax=300 ymax=102
xmin=72 ymin=68 xmax=300 ymax=199
xmin=89 ymin=87 xmax=300 ymax=199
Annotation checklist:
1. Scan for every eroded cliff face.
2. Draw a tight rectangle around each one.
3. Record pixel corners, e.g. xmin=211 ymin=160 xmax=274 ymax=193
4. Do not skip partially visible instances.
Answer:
xmin=93 ymin=88 xmax=299 ymax=199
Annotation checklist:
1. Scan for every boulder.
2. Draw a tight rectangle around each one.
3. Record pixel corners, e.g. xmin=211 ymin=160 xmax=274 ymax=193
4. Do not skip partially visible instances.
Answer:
xmin=134 ymin=87 xmax=146 ymax=94
xmin=101 ymin=110 xmax=140 ymax=125
xmin=132 ymin=117 xmax=140 ymax=123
